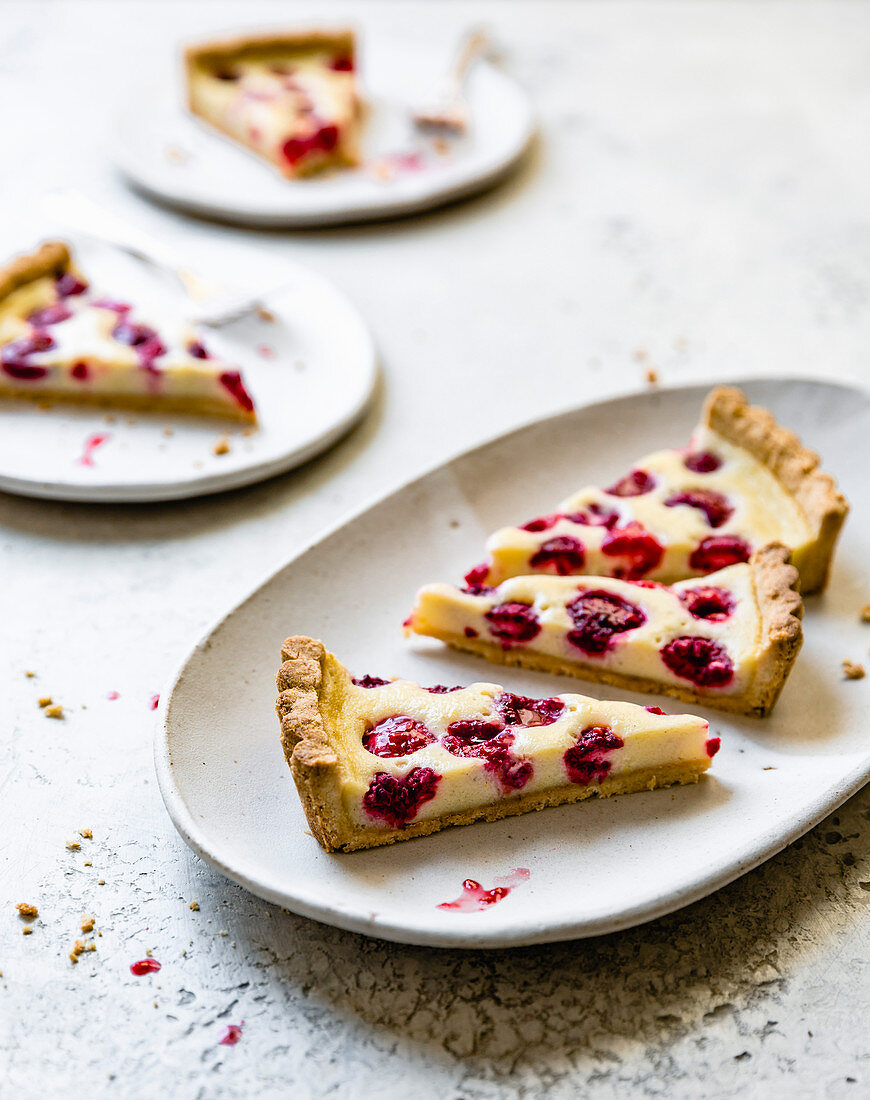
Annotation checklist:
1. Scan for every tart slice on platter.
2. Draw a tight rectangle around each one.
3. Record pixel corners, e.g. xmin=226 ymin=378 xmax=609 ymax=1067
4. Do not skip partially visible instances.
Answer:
xmin=276 ymin=636 xmax=716 ymax=853
xmin=185 ymin=29 xmax=361 ymax=179
xmin=469 ymin=387 xmax=847 ymax=596
xmin=406 ymin=544 xmax=803 ymax=717
xmin=0 ymin=241 xmax=256 ymax=420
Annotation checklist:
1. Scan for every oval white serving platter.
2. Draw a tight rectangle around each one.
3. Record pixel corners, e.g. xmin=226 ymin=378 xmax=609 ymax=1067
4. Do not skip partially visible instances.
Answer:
xmin=156 ymin=378 xmax=870 ymax=948
xmin=114 ymin=40 xmax=534 ymax=227
xmin=0 ymin=234 xmax=376 ymax=503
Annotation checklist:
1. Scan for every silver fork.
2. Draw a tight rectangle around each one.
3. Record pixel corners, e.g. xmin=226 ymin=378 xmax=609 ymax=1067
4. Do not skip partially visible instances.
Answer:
xmin=412 ymin=29 xmax=491 ymax=134
xmin=40 ymin=191 xmax=281 ymax=327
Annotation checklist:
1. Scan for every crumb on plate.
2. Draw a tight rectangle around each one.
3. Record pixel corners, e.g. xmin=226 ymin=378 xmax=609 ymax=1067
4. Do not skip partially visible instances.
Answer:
xmin=842 ymin=659 xmax=865 ymax=680
xmin=212 ymin=437 xmax=231 ymax=456
xmin=16 ymin=902 xmax=38 ymax=920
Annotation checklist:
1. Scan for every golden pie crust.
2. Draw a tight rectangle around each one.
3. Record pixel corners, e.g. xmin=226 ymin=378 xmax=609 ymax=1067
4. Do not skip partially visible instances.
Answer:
xmin=703 ymin=387 xmax=848 ymax=594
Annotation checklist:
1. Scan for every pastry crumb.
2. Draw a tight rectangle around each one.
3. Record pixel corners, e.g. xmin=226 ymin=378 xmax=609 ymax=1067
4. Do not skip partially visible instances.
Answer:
xmin=23 ymin=926 xmax=34 ymax=936
xmin=84 ymin=861 xmax=92 ymax=867
xmin=212 ymin=437 xmax=231 ymax=456
xmin=44 ymin=704 xmax=64 ymax=719
xmin=38 ymin=696 xmax=52 ymax=708
xmin=16 ymin=902 xmax=38 ymax=920
xmin=433 ymin=136 xmax=451 ymax=156
xmin=79 ymin=828 xmax=92 ymax=839
xmin=80 ymin=915 xmax=95 ymax=933
xmin=861 ymin=604 xmax=870 ymax=623
xmin=645 ymin=368 xmax=659 ymax=385
xmin=189 ymin=901 xmax=200 ymax=911
xmin=842 ymin=660 xmax=865 ymax=680
xmin=71 ymin=939 xmax=87 ymax=958
xmin=145 ymin=948 xmax=153 ymax=958
xmin=104 ymin=413 xmax=117 ymax=424
xmin=25 ymin=670 xmax=36 ymax=678
xmin=162 ymin=426 xmax=174 ymax=437
xmin=66 ymin=840 xmax=81 ymax=851
xmin=85 ymin=942 xmax=96 ymax=952
xmin=256 ymin=306 xmax=276 ymax=323
xmin=97 ymin=879 xmax=106 ymax=886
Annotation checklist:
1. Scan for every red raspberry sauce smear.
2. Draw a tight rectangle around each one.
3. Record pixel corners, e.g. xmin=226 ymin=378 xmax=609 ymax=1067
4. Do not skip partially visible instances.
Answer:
xmin=437 ymin=868 xmax=530 ymax=912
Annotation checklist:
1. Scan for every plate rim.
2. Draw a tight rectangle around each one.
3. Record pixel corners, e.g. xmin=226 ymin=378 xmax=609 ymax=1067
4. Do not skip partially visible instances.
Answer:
xmin=154 ymin=375 xmax=870 ymax=948
xmin=0 ymin=258 xmax=379 ymax=503
xmin=114 ymin=58 xmax=537 ymax=228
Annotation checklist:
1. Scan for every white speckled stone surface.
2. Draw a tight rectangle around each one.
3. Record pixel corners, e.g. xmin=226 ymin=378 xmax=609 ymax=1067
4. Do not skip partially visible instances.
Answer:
xmin=3 ymin=2 xmax=870 ymax=1096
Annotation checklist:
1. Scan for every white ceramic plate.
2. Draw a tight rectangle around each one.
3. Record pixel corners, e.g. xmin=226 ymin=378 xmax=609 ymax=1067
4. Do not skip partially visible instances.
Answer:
xmin=114 ymin=41 xmax=534 ymax=227
xmin=156 ymin=379 xmax=870 ymax=948
xmin=0 ymin=235 xmax=376 ymax=502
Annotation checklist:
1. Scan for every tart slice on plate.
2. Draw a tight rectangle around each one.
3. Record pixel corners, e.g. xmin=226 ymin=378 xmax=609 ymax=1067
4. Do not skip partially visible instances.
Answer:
xmin=470 ymin=387 xmax=847 ymax=595
xmin=0 ymin=241 xmax=256 ymax=420
xmin=406 ymin=544 xmax=803 ymax=717
xmin=185 ymin=29 xmax=361 ymax=179
xmin=276 ymin=636 xmax=716 ymax=852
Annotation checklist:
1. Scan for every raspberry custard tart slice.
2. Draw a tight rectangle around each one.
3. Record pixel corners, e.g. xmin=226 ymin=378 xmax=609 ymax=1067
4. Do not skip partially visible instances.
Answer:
xmin=471 ymin=387 xmax=847 ymax=596
xmin=407 ymin=544 xmax=803 ymax=717
xmin=0 ymin=242 xmax=256 ymax=420
xmin=276 ymin=636 xmax=717 ymax=853
xmin=185 ymin=29 xmax=361 ymax=179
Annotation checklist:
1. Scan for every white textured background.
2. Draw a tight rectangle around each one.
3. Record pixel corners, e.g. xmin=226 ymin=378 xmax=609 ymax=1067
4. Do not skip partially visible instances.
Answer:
xmin=2 ymin=2 xmax=869 ymax=1097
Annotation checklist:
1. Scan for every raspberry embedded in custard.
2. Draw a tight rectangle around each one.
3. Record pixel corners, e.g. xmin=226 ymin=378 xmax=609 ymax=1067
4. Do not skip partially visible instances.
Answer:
xmin=563 ymin=503 xmax=620 ymax=528
xmin=605 ymin=469 xmax=656 ymax=497
xmin=566 ymin=590 xmax=646 ymax=654
xmin=330 ymin=54 xmax=354 ymax=71
xmin=679 ymin=586 xmax=735 ymax=621
xmin=219 ymin=371 xmax=255 ymax=414
xmin=28 ymin=302 xmax=72 ymax=327
xmin=362 ymin=716 xmax=435 ymax=758
xmin=426 ymin=684 xmax=463 ymax=694
xmin=441 ymin=722 xmax=532 ymax=790
xmin=601 ymin=522 xmax=664 ymax=579
xmin=484 ymin=602 xmax=541 ymax=644
xmin=55 ymin=272 xmax=88 ymax=298
xmin=495 ymin=692 xmax=565 ymax=727
xmin=1 ymin=333 xmax=54 ymax=380
xmin=281 ymin=124 xmax=341 ymax=166
xmin=660 ymin=636 xmax=734 ymax=687
xmin=529 ymin=535 xmax=586 ymax=575
xmin=689 ymin=535 xmax=751 ymax=573
xmin=564 ymin=725 xmax=624 ymax=785
xmin=463 ymin=562 xmax=490 ymax=589
xmin=352 ymin=675 xmax=390 ymax=688
xmin=664 ymin=489 xmax=733 ymax=528
xmin=70 ymin=361 xmax=90 ymax=382
xmin=362 ymin=767 xmax=440 ymax=827
xmin=684 ymin=450 xmax=722 ymax=473
xmin=521 ymin=513 xmax=561 ymax=533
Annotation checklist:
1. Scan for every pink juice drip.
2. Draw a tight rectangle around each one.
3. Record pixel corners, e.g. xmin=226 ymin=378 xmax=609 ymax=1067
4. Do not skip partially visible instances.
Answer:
xmin=219 ymin=1022 xmax=244 ymax=1046
xmin=149 ymin=694 xmax=160 ymax=710
xmin=107 ymin=691 xmax=120 ymax=700
xmin=77 ymin=432 xmax=111 ymax=467
xmin=438 ymin=868 xmax=530 ymax=912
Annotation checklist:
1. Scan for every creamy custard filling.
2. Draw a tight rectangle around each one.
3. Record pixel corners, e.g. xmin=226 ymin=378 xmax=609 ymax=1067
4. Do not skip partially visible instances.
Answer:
xmin=480 ymin=429 xmax=814 ymax=586
xmin=407 ymin=563 xmax=762 ymax=698
xmin=319 ymin=660 xmax=712 ymax=831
